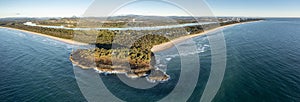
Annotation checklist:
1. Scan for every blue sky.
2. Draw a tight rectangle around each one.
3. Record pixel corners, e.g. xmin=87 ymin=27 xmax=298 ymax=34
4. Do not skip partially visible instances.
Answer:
xmin=0 ymin=0 xmax=299 ymax=18
xmin=206 ymin=0 xmax=300 ymax=17
xmin=0 ymin=0 xmax=92 ymax=17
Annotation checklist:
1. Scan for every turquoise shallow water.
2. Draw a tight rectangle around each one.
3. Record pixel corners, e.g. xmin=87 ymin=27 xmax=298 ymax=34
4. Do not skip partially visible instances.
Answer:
xmin=0 ymin=18 xmax=300 ymax=101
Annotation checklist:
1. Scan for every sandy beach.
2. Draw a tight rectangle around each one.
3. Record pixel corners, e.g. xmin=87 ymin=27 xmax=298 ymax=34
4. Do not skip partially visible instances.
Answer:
xmin=151 ymin=21 xmax=262 ymax=52
xmin=0 ymin=26 xmax=88 ymax=45
xmin=0 ymin=21 xmax=261 ymax=51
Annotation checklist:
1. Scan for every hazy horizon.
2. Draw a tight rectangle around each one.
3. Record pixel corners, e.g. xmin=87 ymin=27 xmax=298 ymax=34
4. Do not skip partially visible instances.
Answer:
xmin=1 ymin=14 xmax=300 ymax=19
xmin=0 ymin=0 xmax=299 ymax=18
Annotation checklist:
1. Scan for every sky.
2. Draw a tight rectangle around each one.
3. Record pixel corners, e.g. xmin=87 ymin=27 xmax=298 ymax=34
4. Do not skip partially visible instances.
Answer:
xmin=0 ymin=0 xmax=299 ymax=18
xmin=206 ymin=0 xmax=300 ymax=17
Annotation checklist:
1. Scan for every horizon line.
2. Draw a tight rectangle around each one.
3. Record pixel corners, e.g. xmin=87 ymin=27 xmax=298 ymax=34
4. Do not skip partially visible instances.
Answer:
xmin=1 ymin=15 xmax=299 ymax=19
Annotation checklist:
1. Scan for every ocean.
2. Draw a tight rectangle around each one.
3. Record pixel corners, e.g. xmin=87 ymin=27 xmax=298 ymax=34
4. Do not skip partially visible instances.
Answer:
xmin=0 ymin=18 xmax=299 ymax=101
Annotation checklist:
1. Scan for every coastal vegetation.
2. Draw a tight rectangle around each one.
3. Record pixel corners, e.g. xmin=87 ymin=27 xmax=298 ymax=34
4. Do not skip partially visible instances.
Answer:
xmin=0 ymin=16 xmax=263 ymax=82
xmin=4 ymin=24 xmax=74 ymax=39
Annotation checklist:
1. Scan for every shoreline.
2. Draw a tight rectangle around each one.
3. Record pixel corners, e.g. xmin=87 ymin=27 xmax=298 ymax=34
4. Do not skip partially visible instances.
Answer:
xmin=0 ymin=20 xmax=261 ymax=51
xmin=70 ymin=55 xmax=170 ymax=82
xmin=151 ymin=20 xmax=263 ymax=52
xmin=0 ymin=26 xmax=88 ymax=46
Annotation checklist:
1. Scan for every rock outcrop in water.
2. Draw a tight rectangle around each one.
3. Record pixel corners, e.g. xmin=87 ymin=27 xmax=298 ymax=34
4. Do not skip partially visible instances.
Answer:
xmin=70 ymin=48 xmax=170 ymax=82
